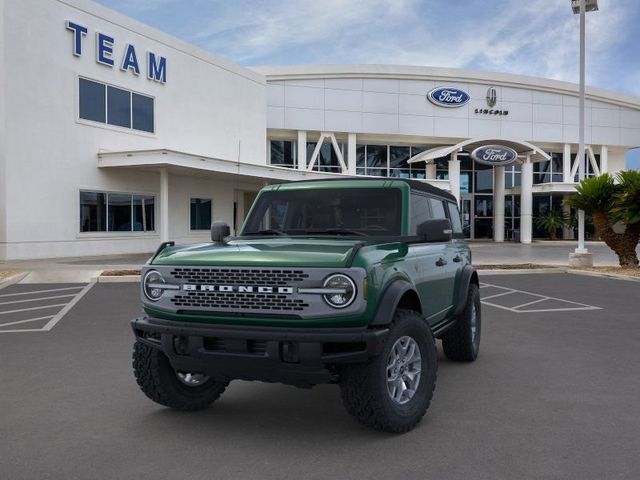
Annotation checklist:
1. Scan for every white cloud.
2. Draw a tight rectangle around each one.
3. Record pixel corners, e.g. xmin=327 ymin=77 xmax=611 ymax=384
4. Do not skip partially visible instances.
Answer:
xmin=97 ymin=0 xmax=640 ymax=95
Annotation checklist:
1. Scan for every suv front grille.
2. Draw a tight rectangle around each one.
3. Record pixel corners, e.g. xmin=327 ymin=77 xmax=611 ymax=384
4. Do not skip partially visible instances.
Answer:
xmin=171 ymin=292 xmax=309 ymax=311
xmin=170 ymin=268 xmax=309 ymax=286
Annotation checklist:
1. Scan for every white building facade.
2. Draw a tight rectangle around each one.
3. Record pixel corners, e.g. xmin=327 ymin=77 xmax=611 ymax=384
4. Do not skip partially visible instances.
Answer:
xmin=1 ymin=0 xmax=639 ymax=260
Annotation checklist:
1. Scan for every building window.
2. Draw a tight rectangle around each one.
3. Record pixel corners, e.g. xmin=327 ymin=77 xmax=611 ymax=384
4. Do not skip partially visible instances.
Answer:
xmin=356 ymin=145 xmax=427 ymax=178
xmin=107 ymin=86 xmax=131 ymax=128
xmin=504 ymin=164 xmax=522 ymax=188
xmin=79 ymin=191 xmax=106 ymax=232
xmin=78 ymin=78 xmax=154 ymax=133
xmin=306 ymin=142 xmax=345 ymax=173
xmin=133 ymin=195 xmax=155 ymax=231
xmin=132 ymin=93 xmax=154 ymax=132
xmin=435 ymin=157 xmax=449 ymax=180
xmin=79 ymin=79 xmax=106 ymax=123
xmin=389 ymin=146 xmax=411 ymax=178
xmin=534 ymin=153 xmax=564 ymax=184
xmin=270 ymin=140 xmax=297 ymax=168
xmin=190 ymin=198 xmax=212 ymax=230
xmin=80 ymin=191 xmax=155 ymax=233
xmin=571 ymin=153 xmax=601 ymax=181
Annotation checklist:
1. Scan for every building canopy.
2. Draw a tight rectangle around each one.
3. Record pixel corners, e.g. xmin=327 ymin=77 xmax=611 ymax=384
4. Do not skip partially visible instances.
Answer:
xmin=407 ymin=138 xmax=551 ymax=164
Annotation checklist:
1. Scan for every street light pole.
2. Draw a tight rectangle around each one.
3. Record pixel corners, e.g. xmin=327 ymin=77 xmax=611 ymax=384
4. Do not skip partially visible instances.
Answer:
xmin=569 ymin=0 xmax=597 ymax=267
xmin=576 ymin=0 xmax=587 ymax=254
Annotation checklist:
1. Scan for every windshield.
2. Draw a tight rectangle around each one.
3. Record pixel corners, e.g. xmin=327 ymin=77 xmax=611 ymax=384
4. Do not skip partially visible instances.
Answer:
xmin=242 ymin=188 xmax=402 ymax=237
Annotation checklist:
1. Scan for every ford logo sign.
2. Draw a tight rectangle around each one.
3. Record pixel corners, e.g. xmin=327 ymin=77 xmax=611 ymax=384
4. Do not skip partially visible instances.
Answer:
xmin=427 ymin=86 xmax=470 ymax=108
xmin=471 ymin=145 xmax=519 ymax=166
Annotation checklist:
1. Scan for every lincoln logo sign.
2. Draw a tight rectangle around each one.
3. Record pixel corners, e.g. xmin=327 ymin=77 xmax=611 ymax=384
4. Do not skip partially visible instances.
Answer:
xmin=427 ymin=87 xmax=470 ymax=107
xmin=471 ymin=145 xmax=518 ymax=166
xmin=183 ymin=284 xmax=294 ymax=294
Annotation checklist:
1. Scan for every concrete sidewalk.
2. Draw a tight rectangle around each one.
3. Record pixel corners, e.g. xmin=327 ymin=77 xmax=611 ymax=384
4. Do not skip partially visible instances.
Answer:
xmin=1 ymin=241 xmax=637 ymax=283
xmin=468 ymin=240 xmax=638 ymax=266
xmin=0 ymin=253 xmax=151 ymax=283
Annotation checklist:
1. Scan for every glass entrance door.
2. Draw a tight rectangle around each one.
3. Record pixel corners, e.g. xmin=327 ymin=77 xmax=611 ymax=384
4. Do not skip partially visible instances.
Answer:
xmin=461 ymin=195 xmax=472 ymax=239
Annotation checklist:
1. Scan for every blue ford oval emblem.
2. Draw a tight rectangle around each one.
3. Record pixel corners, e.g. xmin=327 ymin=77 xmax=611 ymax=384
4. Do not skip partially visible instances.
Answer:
xmin=427 ymin=86 xmax=470 ymax=108
xmin=471 ymin=145 xmax=518 ymax=166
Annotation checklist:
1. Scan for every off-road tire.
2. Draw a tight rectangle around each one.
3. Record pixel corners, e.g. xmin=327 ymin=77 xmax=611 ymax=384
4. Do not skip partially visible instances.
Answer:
xmin=339 ymin=309 xmax=437 ymax=433
xmin=133 ymin=341 xmax=229 ymax=410
xmin=442 ymin=283 xmax=481 ymax=362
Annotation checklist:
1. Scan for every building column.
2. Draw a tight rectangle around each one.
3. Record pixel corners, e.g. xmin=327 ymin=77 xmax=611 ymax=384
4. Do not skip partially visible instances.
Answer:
xmin=160 ymin=168 xmax=169 ymax=242
xmin=347 ymin=133 xmax=357 ymax=176
xmin=520 ymin=156 xmax=533 ymax=244
xmin=448 ymin=153 xmax=461 ymax=205
xmin=493 ymin=165 xmax=505 ymax=242
xmin=563 ymin=143 xmax=573 ymax=183
xmin=425 ymin=163 xmax=437 ymax=180
xmin=600 ymin=145 xmax=608 ymax=174
xmin=297 ymin=130 xmax=307 ymax=170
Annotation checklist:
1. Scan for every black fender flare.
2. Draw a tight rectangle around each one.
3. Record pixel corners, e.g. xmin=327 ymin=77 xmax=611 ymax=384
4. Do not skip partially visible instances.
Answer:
xmin=453 ymin=265 xmax=479 ymax=317
xmin=370 ymin=279 xmax=420 ymax=327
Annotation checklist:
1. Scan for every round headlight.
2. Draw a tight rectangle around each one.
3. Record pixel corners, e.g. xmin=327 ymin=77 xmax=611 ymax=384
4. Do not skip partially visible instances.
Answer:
xmin=322 ymin=274 xmax=356 ymax=309
xmin=143 ymin=270 xmax=165 ymax=302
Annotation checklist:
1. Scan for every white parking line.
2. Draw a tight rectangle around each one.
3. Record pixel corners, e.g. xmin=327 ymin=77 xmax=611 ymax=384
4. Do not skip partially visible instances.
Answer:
xmin=479 ymin=282 xmax=602 ymax=313
xmin=0 ymin=303 xmax=68 ymax=316
xmin=0 ymin=283 xmax=95 ymax=333
xmin=0 ymin=286 xmax=84 ymax=298
xmin=0 ymin=293 xmax=78 ymax=306
xmin=0 ymin=315 xmax=54 ymax=328
xmin=480 ymin=290 xmax=517 ymax=301
xmin=42 ymin=283 xmax=94 ymax=331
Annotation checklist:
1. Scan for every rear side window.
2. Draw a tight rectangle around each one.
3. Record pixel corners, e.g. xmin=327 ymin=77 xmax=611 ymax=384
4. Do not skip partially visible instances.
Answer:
xmin=447 ymin=202 xmax=463 ymax=234
xmin=429 ymin=198 xmax=447 ymax=219
xmin=409 ymin=193 xmax=432 ymax=235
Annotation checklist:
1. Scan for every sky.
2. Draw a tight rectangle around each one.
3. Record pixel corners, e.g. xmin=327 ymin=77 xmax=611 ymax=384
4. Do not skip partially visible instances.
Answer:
xmin=96 ymin=0 xmax=640 ymax=169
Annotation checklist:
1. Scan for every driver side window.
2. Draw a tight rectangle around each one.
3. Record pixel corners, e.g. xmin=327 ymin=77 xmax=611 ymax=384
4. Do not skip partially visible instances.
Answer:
xmin=409 ymin=193 xmax=432 ymax=235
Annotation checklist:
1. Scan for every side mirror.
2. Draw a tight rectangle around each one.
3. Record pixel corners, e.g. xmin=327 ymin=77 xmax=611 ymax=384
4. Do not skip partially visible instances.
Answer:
xmin=211 ymin=221 xmax=230 ymax=244
xmin=416 ymin=219 xmax=452 ymax=243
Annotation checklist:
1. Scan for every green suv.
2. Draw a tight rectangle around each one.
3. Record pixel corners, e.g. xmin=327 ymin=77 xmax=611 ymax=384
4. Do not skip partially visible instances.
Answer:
xmin=131 ymin=178 xmax=480 ymax=433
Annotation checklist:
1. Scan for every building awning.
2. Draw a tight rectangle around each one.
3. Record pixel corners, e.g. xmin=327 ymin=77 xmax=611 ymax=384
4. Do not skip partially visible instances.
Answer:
xmin=407 ymin=138 xmax=551 ymax=164
xmin=97 ymin=149 xmax=345 ymax=183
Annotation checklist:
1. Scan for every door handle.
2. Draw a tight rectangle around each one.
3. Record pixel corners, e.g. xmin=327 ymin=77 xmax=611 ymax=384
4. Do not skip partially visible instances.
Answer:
xmin=436 ymin=257 xmax=447 ymax=267
xmin=453 ymin=255 xmax=462 ymax=263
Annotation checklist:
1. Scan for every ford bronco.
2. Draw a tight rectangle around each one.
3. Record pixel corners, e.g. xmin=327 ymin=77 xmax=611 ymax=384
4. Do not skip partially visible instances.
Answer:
xmin=131 ymin=178 xmax=480 ymax=432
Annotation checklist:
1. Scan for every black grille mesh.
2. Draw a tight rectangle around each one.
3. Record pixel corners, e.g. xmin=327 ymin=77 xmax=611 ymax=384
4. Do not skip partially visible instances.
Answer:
xmin=171 ymin=292 xmax=309 ymax=311
xmin=170 ymin=268 xmax=309 ymax=285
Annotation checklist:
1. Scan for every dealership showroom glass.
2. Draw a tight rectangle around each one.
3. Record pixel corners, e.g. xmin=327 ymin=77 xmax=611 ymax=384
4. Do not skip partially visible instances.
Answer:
xmin=0 ymin=0 xmax=639 ymax=261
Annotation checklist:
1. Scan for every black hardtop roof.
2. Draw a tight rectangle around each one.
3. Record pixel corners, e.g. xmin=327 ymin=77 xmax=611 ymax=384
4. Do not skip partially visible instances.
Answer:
xmin=272 ymin=177 xmax=457 ymax=203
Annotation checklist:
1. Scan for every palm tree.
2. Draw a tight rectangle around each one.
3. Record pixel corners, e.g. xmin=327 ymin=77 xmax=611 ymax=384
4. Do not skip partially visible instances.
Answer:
xmin=534 ymin=209 xmax=568 ymax=240
xmin=565 ymin=172 xmax=640 ymax=267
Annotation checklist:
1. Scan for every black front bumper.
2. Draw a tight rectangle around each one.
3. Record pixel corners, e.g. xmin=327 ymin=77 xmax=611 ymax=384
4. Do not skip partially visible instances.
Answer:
xmin=131 ymin=316 xmax=389 ymax=386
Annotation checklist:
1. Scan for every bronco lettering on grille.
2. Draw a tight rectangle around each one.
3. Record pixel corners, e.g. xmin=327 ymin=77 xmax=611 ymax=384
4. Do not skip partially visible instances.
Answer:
xmin=182 ymin=285 xmax=295 ymax=294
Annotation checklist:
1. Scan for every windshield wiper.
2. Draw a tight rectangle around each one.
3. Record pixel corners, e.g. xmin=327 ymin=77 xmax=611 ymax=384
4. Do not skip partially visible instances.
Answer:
xmin=305 ymin=228 xmax=368 ymax=237
xmin=243 ymin=229 xmax=289 ymax=236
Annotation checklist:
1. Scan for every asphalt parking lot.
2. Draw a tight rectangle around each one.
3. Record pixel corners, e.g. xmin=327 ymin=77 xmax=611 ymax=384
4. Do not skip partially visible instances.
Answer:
xmin=1 ymin=273 xmax=639 ymax=480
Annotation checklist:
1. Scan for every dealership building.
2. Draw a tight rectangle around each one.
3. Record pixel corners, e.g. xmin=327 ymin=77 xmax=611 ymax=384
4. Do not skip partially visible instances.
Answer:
xmin=1 ymin=0 xmax=640 ymax=261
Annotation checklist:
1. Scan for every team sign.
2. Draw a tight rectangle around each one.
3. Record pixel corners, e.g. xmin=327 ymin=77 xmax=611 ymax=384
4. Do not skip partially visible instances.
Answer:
xmin=66 ymin=21 xmax=167 ymax=84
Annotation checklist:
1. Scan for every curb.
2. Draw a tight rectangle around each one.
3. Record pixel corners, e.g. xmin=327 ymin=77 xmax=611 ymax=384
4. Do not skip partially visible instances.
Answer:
xmin=477 ymin=267 xmax=640 ymax=282
xmin=0 ymin=272 xmax=29 ymax=290
xmin=566 ymin=269 xmax=640 ymax=282
xmin=477 ymin=268 xmax=565 ymax=275
xmin=93 ymin=275 xmax=141 ymax=283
